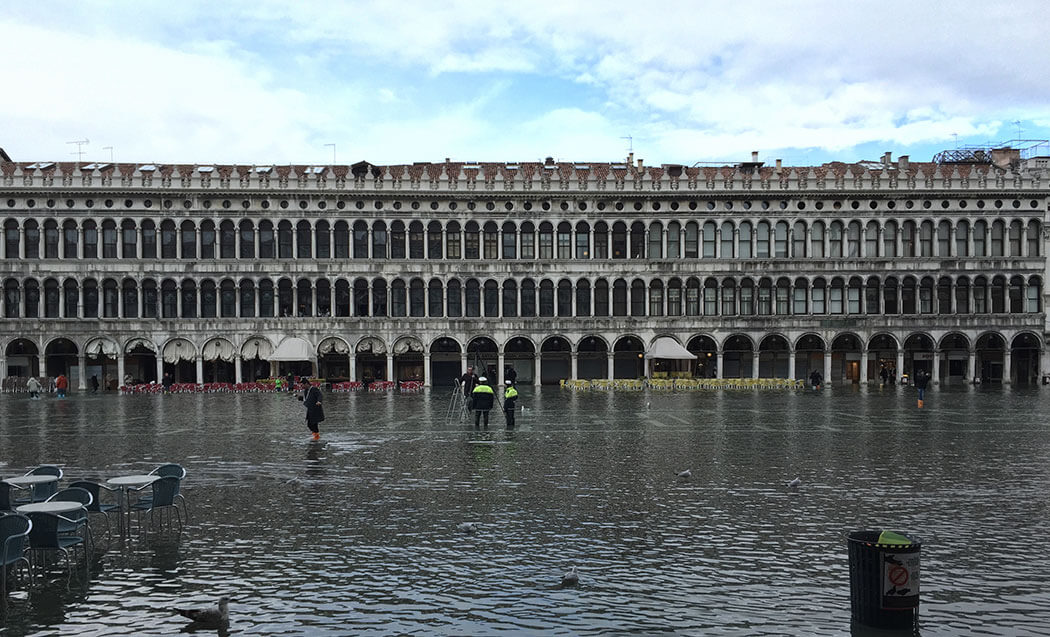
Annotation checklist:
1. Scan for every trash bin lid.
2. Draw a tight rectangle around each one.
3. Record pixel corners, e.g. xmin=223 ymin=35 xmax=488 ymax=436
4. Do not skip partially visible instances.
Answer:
xmin=877 ymin=531 xmax=913 ymax=546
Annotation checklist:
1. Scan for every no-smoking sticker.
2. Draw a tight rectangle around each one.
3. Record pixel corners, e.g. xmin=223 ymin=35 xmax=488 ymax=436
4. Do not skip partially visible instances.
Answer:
xmin=882 ymin=552 xmax=921 ymax=609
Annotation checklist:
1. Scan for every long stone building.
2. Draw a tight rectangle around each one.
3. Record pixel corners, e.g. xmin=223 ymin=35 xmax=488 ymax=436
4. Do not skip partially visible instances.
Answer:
xmin=1 ymin=148 xmax=1048 ymax=390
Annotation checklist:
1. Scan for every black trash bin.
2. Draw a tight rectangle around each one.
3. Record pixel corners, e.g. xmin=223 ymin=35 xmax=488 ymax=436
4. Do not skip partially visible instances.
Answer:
xmin=847 ymin=531 xmax=921 ymax=630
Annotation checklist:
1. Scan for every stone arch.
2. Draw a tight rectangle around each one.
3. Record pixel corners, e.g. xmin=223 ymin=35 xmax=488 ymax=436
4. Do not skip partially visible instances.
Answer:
xmin=687 ymin=334 xmax=718 ymax=378
xmin=201 ymin=337 xmax=237 ymax=383
xmin=721 ymin=333 xmax=754 ymax=379
xmin=576 ymin=334 xmax=609 ymax=380
xmin=758 ymin=333 xmax=791 ymax=378
xmin=612 ymin=335 xmax=645 ymax=379
xmin=392 ymin=336 xmax=425 ymax=384
xmin=1011 ymin=330 xmax=1042 ymax=385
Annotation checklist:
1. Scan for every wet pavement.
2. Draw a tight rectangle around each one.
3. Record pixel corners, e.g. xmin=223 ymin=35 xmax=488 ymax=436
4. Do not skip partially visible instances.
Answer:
xmin=2 ymin=384 xmax=1049 ymax=635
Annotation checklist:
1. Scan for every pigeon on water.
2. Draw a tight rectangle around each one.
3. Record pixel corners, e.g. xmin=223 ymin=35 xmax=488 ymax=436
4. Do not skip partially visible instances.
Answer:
xmin=787 ymin=477 xmax=802 ymax=488
xmin=677 ymin=469 xmax=692 ymax=479
xmin=174 ymin=597 xmax=229 ymax=628
xmin=560 ymin=566 xmax=579 ymax=587
xmin=457 ymin=522 xmax=478 ymax=534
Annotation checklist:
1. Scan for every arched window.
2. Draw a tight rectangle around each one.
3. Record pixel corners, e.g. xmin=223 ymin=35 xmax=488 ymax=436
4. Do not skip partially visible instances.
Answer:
xmin=901 ymin=221 xmax=915 ymax=257
xmin=1009 ymin=275 xmax=1024 ymax=313
xmin=846 ymin=221 xmax=861 ymax=257
xmin=122 ymin=278 xmax=138 ymax=318
xmin=593 ymin=278 xmax=609 ymax=316
xmin=828 ymin=221 xmax=843 ymax=257
xmin=792 ymin=221 xmax=806 ymax=258
xmin=865 ymin=276 xmax=880 ymax=314
xmin=937 ymin=276 xmax=952 ymax=314
xmin=353 ymin=221 xmax=369 ymax=258
xmin=82 ymin=220 xmax=98 ymax=258
xmin=684 ymin=221 xmax=698 ymax=258
xmin=23 ymin=278 xmax=40 ymax=318
xmin=667 ymin=277 xmax=682 ymax=316
xmin=793 ymin=278 xmax=808 ymax=314
xmin=557 ymin=279 xmax=573 ymax=316
xmin=648 ymin=279 xmax=664 ymax=316
xmin=864 ymin=221 xmax=879 ymax=257
xmin=755 ymin=221 xmax=770 ymax=258
xmin=220 ymin=279 xmax=236 ymax=317
xmin=220 ymin=220 xmax=236 ymax=259
xmin=955 ymin=276 xmax=970 ymax=314
xmin=200 ymin=279 xmax=217 ymax=318
xmin=882 ymin=220 xmax=897 ymax=258
xmin=557 ymin=221 xmax=572 ymax=259
xmin=991 ymin=275 xmax=1006 ymax=313
xmin=829 ymin=277 xmax=845 ymax=314
xmin=576 ymin=278 xmax=591 ymax=316
xmin=883 ymin=276 xmax=898 ymax=314
xmin=1009 ymin=220 xmax=1023 ymax=257
xmin=503 ymin=280 xmax=518 ymax=317
xmin=428 ymin=278 xmax=444 ymax=316
xmin=465 ymin=278 xmax=481 ymax=316
xmin=239 ymin=220 xmax=255 ymax=259
xmin=520 ymin=278 xmax=535 ymax=316
xmin=810 ymin=221 xmax=825 ymax=258
xmin=353 ymin=278 xmax=369 ymax=316
xmin=774 ymin=221 xmax=788 ymax=258
xmin=575 ymin=221 xmax=591 ymax=259
xmin=757 ymin=277 xmax=773 ymax=314
xmin=259 ymin=220 xmax=275 ymax=258
xmin=43 ymin=219 xmax=59 ymax=259
xmin=334 ymin=221 xmax=350 ymax=259
xmin=446 ymin=278 xmax=462 ymax=316
xmin=180 ymin=279 xmax=197 ymax=318
xmin=391 ymin=279 xmax=407 ymax=317
xmin=973 ymin=220 xmax=987 ymax=256
xmin=593 ymin=221 xmax=608 ymax=259
xmin=937 ymin=220 xmax=951 ymax=257
xmin=811 ymin=277 xmax=826 ymax=314
xmin=240 ymin=279 xmax=256 ymax=318
xmin=630 ymin=279 xmax=646 ymax=316
xmin=703 ymin=221 xmax=716 ymax=258
xmin=464 ymin=221 xmax=480 ymax=259
xmin=276 ymin=220 xmax=292 ymax=258
xmin=1027 ymin=220 xmax=1041 ymax=257
xmin=612 ymin=278 xmax=628 ymax=316
xmin=445 ymin=221 xmax=461 ymax=259
xmin=666 ymin=222 xmax=681 ymax=259
xmin=738 ymin=221 xmax=752 ymax=259
xmin=372 ymin=221 xmax=387 ymax=259
xmin=484 ymin=279 xmax=500 ymax=317
xmin=739 ymin=278 xmax=755 ymax=315
xmin=520 ymin=221 xmax=535 ymax=259
xmin=720 ymin=221 xmax=734 ymax=258
xmin=776 ymin=277 xmax=791 ymax=314
xmin=410 ymin=278 xmax=425 ymax=317
xmin=703 ymin=277 xmax=718 ymax=315
xmin=390 ymin=220 xmax=406 ymax=259
xmin=199 ymin=220 xmax=216 ymax=259
xmin=372 ymin=278 xmax=388 ymax=316
xmin=4 ymin=220 xmax=19 ymax=259
xmin=315 ymin=220 xmax=331 ymax=259
xmin=3 ymin=278 xmax=20 ymax=317
xmin=427 ymin=221 xmax=442 ymax=259
xmin=972 ymin=276 xmax=987 ymax=313
xmin=990 ymin=220 xmax=1005 ymax=257
xmin=847 ymin=276 xmax=862 ymax=314
xmin=502 ymin=221 xmax=517 ymax=259
xmin=43 ymin=278 xmax=60 ymax=317
xmin=955 ymin=220 xmax=969 ymax=257
xmin=630 ymin=221 xmax=645 ymax=258
xmin=409 ymin=221 xmax=424 ymax=259
xmin=612 ymin=222 xmax=627 ymax=259
xmin=538 ymin=221 xmax=554 ymax=259
xmin=719 ymin=277 xmax=734 ymax=315
xmin=63 ymin=220 xmax=78 ymax=258
xmin=1026 ymin=276 xmax=1042 ymax=312
xmin=538 ymin=279 xmax=554 ymax=316
xmin=161 ymin=279 xmax=178 ymax=318
xmin=259 ymin=278 xmax=275 ymax=317
xmin=101 ymin=219 xmax=118 ymax=258
xmin=918 ymin=221 xmax=933 ymax=257
xmin=141 ymin=278 xmax=157 ymax=318
xmin=901 ymin=277 xmax=916 ymax=314
xmin=120 ymin=219 xmax=136 ymax=259
xmin=648 ymin=221 xmax=663 ymax=259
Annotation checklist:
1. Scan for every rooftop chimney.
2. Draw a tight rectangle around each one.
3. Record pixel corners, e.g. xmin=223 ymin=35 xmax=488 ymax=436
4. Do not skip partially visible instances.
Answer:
xmin=882 ymin=152 xmax=892 ymax=167
xmin=898 ymin=155 xmax=909 ymax=170
xmin=775 ymin=159 xmax=782 ymax=171
xmin=751 ymin=151 xmax=759 ymax=162
xmin=637 ymin=158 xmax=644 ymax=170
xmin=991 ymin=147 xmax=1021 ymax=170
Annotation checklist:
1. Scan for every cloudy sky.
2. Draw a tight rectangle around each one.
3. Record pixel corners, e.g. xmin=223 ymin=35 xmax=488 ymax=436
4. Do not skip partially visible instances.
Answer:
xmin=2 ymin=1 xmax=1048 ymax=167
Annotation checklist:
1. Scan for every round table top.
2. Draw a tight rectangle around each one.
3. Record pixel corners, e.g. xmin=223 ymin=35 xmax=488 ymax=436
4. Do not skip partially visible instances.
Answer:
xmin=4 ymin=475 xmax=59 ymax=486
xmin=16 ymin=501 xmax=83 ymax=514
xmin=107 ymin=474 xmax=157 ymax=487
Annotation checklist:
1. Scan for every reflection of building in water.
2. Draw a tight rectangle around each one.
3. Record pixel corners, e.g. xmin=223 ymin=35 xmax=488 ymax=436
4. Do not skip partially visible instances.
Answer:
xmin=1 ymin=147 xmax=1048 ymax=389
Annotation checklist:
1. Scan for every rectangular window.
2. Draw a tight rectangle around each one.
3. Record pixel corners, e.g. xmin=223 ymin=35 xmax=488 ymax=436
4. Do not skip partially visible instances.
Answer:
xmin=757 ymin=286 xmax=771 ymax=314
xmin=539 ymin=232 xmax=553 ymax=259
xmin=316 ymin=229 xmax=330 ymax=259
xmin=593 ymin=286 xmax=608 ymax=316
xmin=686 ymin=286 xmax=700 ymax=316
xmin=755 ymin=225 xmax=769 ymax=259
xmin=83 ymin=227 xmax=98 ymax=258
xmin=558 ymin=231 xmax=572 ymax=259
xmin=721 ymin=287 xmax=734 ymax=315
xmin=811 ymin=226 xmax=825 ymax=259
xmin=575 ymin=286 xmax=590 ymax=316
xmin=649 ymin=288 xmax=663 ymax=316
xmin=220 ymin=227 xmax=236 ymax=259
xmin=793 ymin=287 xmax=807 ymax=314
xmin=973 ymin=285 xmax=987 ymax=312
xmin=883 ymin=227 xmax=896 ymax=258
xmin=739 ymin=288 xmax=754 ymax=315
xmin=45 ymin=226 xmax=59 ymax=258
xmin=390 ymin=229 xmax=405 ymax=259
xmin=829 ymin=225 xmax=842 ymax=258
xmin=703 ymin=287 xmax=717 ymax=315
xmin=335 ymin=229 xmax=349 ymax=258
xmin=955 ymin=228 xmax=968 ymax=257
xmin=829 ymin=286 xmax=843 ymax=314
xmin=703 ymin=225 xmax=716 ymax=258
xmin=102 ymin=227 xmax=118 ymax=258
xmin=260 ymin=227 xmax=275 ymax=258
xmin=427 ymin=232 xmax=442 ymax=259
xmin=776 ymin=286 xmax=790 ymax=314
xmin=847 ymin=286 xmax=861 ymax=314
xmin=919 ymin=285 xmax=932 ymax=313
xmin=63 ymin=226 xmax=78 ymax=258
xmin=372 ymin=229 xmax=387 ymax=258
xmin=503 ymin=286 xmax=518 ymax=317
xmin=428 ymin=285 xmax=443 ymax=317
xmin=201 ymin=227 xmax=215 ymax=259
xmin=667 ymin=226 xmax=680 ymax=258
xmin=593 ymin=231 xmax=608 ymax=259
xmin=973 ymin=229 xmax=985 ymax=256
xmin=684 ymin=225 xmax=698 ymax=258
xmin=721 ymin=229 xmax=734 ymax=259
xmin=738 ymin=227 xmax=752 ymax=259
xmin=22 ymin=226 xmax=39 ymax=258
xmin=576 ymin=233 xmax=589 ymax=259
xmin=122 ymin=227 xmax=137 ymax=258
xmin=409 ymin=229 xmax=424 ymax=259
xmin=668 ymin=287 xmax=681 ymax=315
xmin=446 ymin=232 xmax=461 ymax=259
xmin=464 ymin=232 xmax=479 ymax=259
xmin=1027 ymin=284 xmax=1040 ymax=312
xmin=648 ymin=231 xmax=662 ymax=259
xmin=774 ymin=225 xmax=788 ymax=258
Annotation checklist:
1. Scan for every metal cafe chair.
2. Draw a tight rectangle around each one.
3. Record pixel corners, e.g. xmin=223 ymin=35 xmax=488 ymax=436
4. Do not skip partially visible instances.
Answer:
xmin=149 ymin=464 xmax=189 ymax=520
xmin=46 ymin=488 xmax=95 ymax=557
xmin=1 ymin=514 xmax=33 ymax=601
xmin=26 ymin=511 xmax=87 ymax=582
xmin=68 ymin=480 xmax=120 ymax=546
xmin=129 ymin=476 xmax=183 ymax=534
xmin=18 ymin=465 xmax=64 ymax=504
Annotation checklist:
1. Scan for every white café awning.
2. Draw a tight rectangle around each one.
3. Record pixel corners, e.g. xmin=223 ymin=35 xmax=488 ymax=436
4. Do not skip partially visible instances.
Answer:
xmin=644 ymin=337 xmax=697 ymax=360
xmin=269 ymin=337 xmax=313 ymax=362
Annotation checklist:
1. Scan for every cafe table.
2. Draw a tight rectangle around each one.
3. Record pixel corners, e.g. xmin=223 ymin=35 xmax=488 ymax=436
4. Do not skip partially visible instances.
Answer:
xmin=106 ymin=475 xmax=158 ymax=536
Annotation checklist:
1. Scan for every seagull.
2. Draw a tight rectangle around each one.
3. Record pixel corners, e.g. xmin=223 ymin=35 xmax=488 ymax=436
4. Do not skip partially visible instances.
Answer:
xmin=677 ymin=469 xmax=692 ymax=479
xmin=457 ymin=522 xmax=478 ymax=534
xmin=174 ymin=597 xmax=229 ymax=628
xmin=787 ymin=477 xmax=801 ymax=488
xmin=560 ymin=566 xmax=579 ymax=587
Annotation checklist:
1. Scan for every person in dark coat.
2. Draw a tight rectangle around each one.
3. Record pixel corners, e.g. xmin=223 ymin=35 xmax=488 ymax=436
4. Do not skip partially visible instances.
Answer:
xmin=460 ymin=366 xmax=478 ymax=397
xmin=471 ymin=377 xmax=495 ymax=428
xmin=90 ymin=375 xmax=99 ymax=393
xmin=914 ymin=369 xmax=929 ymax=408
xmin=287 ymin=371 xmax=296 ymax=392
xmin=809 ymin=369 xmax=822 ymax=389
xmin=304 ymin=379 xmax=324 ymax=440
xmin=503 ymin=380 xmax=518 ymax=429
xmin=504 ymin=365 xmax=517 ymax=385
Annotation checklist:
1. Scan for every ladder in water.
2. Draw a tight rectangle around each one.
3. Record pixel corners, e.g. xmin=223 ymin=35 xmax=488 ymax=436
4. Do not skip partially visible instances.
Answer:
xmin=444 ymin=382 xmax=470 ymax=425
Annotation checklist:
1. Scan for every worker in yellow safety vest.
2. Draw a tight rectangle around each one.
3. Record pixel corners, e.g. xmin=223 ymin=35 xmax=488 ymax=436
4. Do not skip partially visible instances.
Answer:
xmin=503 ymin=380 xmax=518 ymax=429
xmin=471 ymin=377 xmax=495 ymax=428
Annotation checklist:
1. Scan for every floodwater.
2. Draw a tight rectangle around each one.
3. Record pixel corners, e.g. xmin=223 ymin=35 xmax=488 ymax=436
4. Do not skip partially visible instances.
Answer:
xmin=2 ymin=384 xmax=1049 ymax=636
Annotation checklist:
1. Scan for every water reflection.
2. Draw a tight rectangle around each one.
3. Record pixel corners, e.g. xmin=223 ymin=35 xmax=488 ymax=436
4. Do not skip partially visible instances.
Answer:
xmin=2 ymin=386 xmax=1050 ymax=634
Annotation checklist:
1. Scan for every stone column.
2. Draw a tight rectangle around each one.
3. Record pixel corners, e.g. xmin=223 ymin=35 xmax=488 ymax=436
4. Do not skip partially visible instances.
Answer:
xmin=311 ymin=284 xmax=318 ymax=317
xmin=751 ymin=351 xmax=760 ymax=378
xmin=571 ymin=352 xmax=578 ymax=380
xmin=968 ymin=349 xmax=976 ymax=382
xmin=932 ymin=349 xmax=941 ymax=385
xmin=156 ymin=356 xmax=164 ymax=386
xmin=195 ymin=356 xmax=203 ymax=385
xmin=77 ymin=227 xmax=84 ymax=259
xmin=386 ymin=354 xmax=394 ymax=383
xmin=533 ymin=356 xmax=541 ymax=387
xmin=78 ymin=354 xmax=87 ymax=390
xmin=896 ymin=350 xmax=905 ymax=383
xmin=497 ymin=351 xmax=505 ymax=384
xmin=0 ymin=357 xmax=6 ymax=382
xmin=950 ymin=283 xmax=957 ymax=314
xmin=461 ymin=352 xmax=468 ymax=375
xmin=348 ymin=352 xmax=357 ymax=382
xmin=19 ymin=227 xmax=25 ymax=259
xmin=77 ymin=284 xmax=83 ymax=318
xmin=117 ymin=355 xmax=126 ymax=389
xmin=1003 ymin=349 xmax=1012 ymax=384
xmin=234 ymin=355 xmax=243 ymax=384
xmin=716 ymin=351 xmax=724 ymax=379
xmin=423 ymin=352 xmax=431 ymax=387
xmin=788 ymin=348 xmax=796 ymax=380
xmin=606 ymin=353 xmax=614 ymax=380
xmin=860 ymin=349 xmax=869 ymax=384
xmin=823 ymin=350 xmax=832 ymax=386
xmin=176 ymin=285 xmax=183 ymax=318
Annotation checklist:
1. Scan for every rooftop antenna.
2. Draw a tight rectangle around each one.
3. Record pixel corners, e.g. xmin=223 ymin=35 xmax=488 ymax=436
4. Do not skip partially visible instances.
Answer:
xmin=1013 ymin=120 xmax=1023 ymax=141
xmin=952 ymin=133 xmax=958 ymax=149
xmin=102 ymin=146 xmax=114 ymax=162
xmin=324 ymin=143 xmax=336 ymax=164
xmin=67 ymin=138 xmax=89 ymax=166
xmin=620 ymin=135 xmax=633 ymax=154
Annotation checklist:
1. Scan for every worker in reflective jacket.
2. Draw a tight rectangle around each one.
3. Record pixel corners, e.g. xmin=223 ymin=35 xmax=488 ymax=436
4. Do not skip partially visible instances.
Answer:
xmin=503 ymin=380 xmax=518 ymax=429
xmin=471 ymin=377 xmax=495 ymax=428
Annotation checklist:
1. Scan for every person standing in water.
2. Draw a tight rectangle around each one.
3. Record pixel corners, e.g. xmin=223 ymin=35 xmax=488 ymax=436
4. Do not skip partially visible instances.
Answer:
xmin=55 ymin=373 xmax=68 ymax=398
xmin=503 ymin=380 xmax=518 ymax=429
xmin=471 ymin=377 xmax=495 ymax=428
xmin=303 ymin=378 xmax=324 ymax=441
xmin=914 ymin=369 xmax=929 ymax=408
xmin=26 ymin=376 xmax=42 ymax=399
